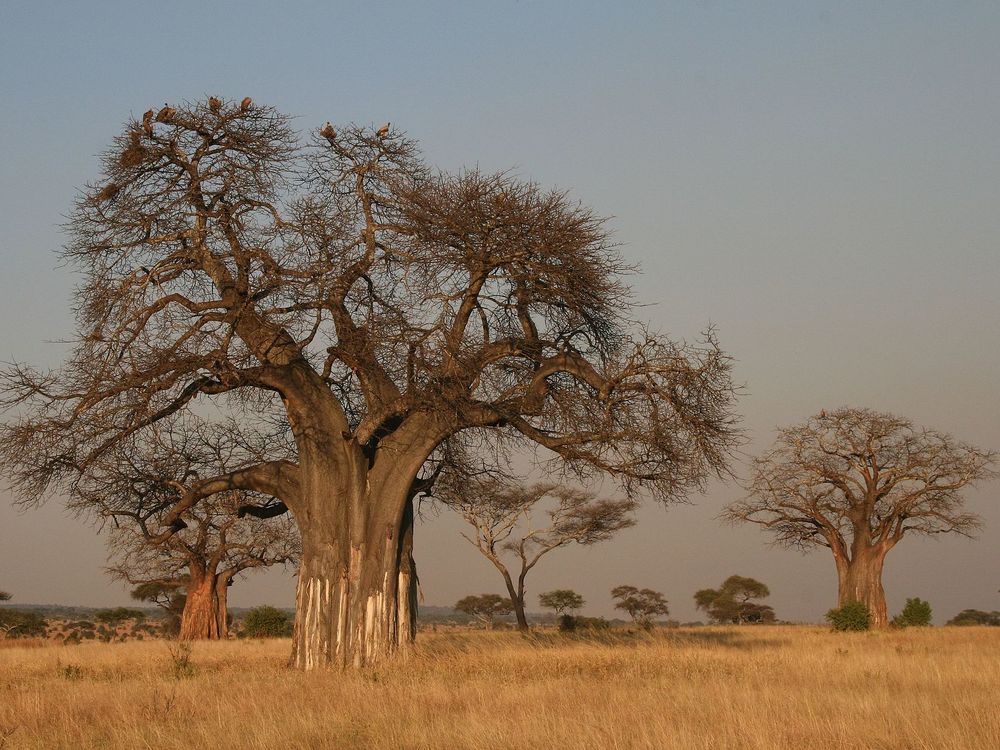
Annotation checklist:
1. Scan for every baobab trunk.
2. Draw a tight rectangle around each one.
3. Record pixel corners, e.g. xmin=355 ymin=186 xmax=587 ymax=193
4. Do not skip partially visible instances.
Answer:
xmin=288 ymin=465 xmax=418 ymax=670
xmin=836 ymin=547 xmax=889 ymax=628
xmin=397 ymin=498 xmax=418 ymax=644
xmin=179 ymin=570 xmax=227 ymax=640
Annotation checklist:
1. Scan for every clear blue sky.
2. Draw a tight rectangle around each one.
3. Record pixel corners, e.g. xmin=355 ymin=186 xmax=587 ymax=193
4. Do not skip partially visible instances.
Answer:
xmin=1 ymin=1 xmax=998 ymax=622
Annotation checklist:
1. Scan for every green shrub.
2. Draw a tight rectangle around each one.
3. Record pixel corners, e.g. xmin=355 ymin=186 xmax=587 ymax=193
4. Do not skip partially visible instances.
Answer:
xmin=0 ymin=609 xmax=48 ymax=638
xmin=94 ymin=607 xmax=145 ymax=625
xmin=891 ymin=597 xmax=932 ymax=627
xmin=558 ymin=614 xmax=577 ymax=632
xmin=242 ymin=606 xmax=292 ymax=638
xmin=825 ymin=601 xmax=870 ymax=631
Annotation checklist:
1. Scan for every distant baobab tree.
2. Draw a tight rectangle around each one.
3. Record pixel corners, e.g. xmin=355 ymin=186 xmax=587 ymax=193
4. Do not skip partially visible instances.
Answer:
xmin=94 ymin=418 xmax=299 ymax=640
xmin=725 ymin=408 xmax=996 ymax=627
xmin=0 ymin=96 xmax=739 ymax=668
xmin=108 ymin=498 xmax=298 ymax=640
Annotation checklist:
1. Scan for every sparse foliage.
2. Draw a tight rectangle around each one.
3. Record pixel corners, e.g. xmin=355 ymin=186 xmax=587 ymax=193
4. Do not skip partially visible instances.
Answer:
xmin=0 ymin=96 xmax=739 ymax=668
xmin=726 ymin=408 xmax=996 ymax=627
xmin=611 ymin=585 xmax=669 ymax=628
xmin=694 ymin=575 xmax=775 ymax=624
xmin=455 ymin=594 xmax=514 ymax=630
xmin=539 ymin=589 xmax=585 ymax=616
xmin=892 ymin=598 xmax=932 ymax=628
xmin=438 ymin=477 xmax=635 ymax=630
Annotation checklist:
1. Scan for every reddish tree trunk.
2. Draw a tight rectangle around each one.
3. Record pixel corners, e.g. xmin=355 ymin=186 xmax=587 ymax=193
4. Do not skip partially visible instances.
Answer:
xmin=179 ymin=570 xmax=227 ymax=640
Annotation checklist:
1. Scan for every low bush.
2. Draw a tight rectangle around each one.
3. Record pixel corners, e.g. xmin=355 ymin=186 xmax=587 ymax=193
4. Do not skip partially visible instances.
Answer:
xmin=892 ymin=598 xmax=932 ymax=627
xmin=242 ymin=606 xmax=292 ymax=638
xmin=825 ymin=602 xmax=870 ymax=631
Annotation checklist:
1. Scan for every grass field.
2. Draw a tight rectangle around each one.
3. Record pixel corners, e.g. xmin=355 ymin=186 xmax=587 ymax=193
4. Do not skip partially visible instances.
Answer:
xmin=1 ymin=626 xmax=998 ymax=749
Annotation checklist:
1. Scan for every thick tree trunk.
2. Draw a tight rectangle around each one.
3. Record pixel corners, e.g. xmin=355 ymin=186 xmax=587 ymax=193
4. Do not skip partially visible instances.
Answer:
xmin=836 ymin=548 xmax=889 ymax=628
xmin=289 ymin=467 xmax=417 ymax=669
xmin=179 ymin=571 xmax=226 ymax=640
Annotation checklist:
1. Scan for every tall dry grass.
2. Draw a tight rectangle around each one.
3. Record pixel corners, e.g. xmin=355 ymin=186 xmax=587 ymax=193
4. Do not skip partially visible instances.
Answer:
xmin=1 ymin=626 xmax=997 ymax=749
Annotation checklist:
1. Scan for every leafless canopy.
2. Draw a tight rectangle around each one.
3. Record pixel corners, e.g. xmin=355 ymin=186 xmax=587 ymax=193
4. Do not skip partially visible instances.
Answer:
xmin=726 ymin=407 xmax=997 ymax=553
xmin=93 ymin=416 xmax=299 ymax=589
xmin=437 ymin=476 xmax=638 ymax=567
xmin=0 ymin=96 xmax=740 ymax=528
xmin=434 ymin=474 xmax=636 ymax=629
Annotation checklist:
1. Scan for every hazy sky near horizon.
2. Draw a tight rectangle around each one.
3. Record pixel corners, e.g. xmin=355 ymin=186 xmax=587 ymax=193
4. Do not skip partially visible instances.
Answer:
xmin=1 ymin=1 xmax=998 ymax=623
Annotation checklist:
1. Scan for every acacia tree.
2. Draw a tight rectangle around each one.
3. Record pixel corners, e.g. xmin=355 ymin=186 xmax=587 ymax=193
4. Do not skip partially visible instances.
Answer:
xmin=539 ymin=589 xmax=585 ymax=616
xmin=436 ymin=477 xmax=636 ymax=631
xmin=130 ymin=580 xmax=187 ymax=634
xmin=725 ymin=408 xmax=996 ymax=627
xmin=0 ymin=592 xmax=9 ymax=602
xmin=611 ymin=585 xmax=669 ymax=627
xmin=455 ymin=594 xmax=513 ymax=630
xmin=0 ymin=96 xmax=739 ymax=668
xmin=694 ymin=575 xmax=775 ymax=624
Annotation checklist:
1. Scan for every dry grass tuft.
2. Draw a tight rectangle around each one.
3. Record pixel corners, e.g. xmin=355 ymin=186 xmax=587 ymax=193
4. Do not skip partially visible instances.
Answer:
xmin=1 ymin=626 xmax=998 ymax=749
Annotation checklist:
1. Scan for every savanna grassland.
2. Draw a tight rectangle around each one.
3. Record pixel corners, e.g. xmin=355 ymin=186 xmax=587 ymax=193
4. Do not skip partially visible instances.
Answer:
xmin=1 ymin=626 xmax=998 ymax=750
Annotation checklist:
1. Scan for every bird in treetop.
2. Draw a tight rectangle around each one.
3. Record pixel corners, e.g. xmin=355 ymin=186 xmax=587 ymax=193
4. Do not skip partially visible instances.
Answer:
xmin=240 ymin=96 xmax=252 ymax=111
xmin=142 ymin=109 xmax=154 ymax=135
xmin=208 ymin=96 xmax=222 ymax=113
xmin=155 ymin=104 xmax=176 ymax=123
xmin=376 ymin=122 xmax=390 ymax=138
xmin=320 ymin=122 xmax=336 ymax=142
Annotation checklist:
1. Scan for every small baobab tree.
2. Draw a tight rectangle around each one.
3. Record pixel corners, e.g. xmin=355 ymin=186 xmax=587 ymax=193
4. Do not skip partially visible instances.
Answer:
xmin=436 ymin=476 xmax=636 ymax=631
xmin=92 ymin=418 xmax=299 ymax=640
xmin=0 ymin=96 xmax=739 ymax=668
xmin=108 ymin=498 xmax=298 ymax=640
xmin=725 ymin=408 xmax=996 ymax=627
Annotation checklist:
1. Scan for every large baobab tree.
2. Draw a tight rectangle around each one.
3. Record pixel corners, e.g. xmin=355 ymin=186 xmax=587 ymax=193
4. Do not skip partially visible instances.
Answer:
xmin=725 ymin=408 xmax=996 ymax=627
xmin=0 ymin=96 xmax=739 ymax=668
xmin=436 ymin=476 xmax=636 ymax=631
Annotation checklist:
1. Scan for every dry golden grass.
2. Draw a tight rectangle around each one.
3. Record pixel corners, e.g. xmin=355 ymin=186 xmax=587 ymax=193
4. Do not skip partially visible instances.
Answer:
xmin=1 ymin=625 xmax=998 ymax=749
